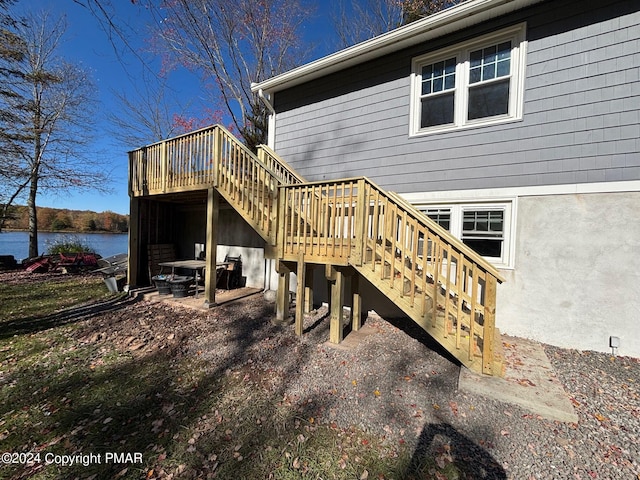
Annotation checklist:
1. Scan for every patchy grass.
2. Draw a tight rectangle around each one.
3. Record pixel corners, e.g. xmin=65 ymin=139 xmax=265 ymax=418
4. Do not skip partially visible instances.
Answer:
xmin=0 ymin=274 xmax=110 ymax=323
xmin=0 ymin=274 xmax=462 ymax=480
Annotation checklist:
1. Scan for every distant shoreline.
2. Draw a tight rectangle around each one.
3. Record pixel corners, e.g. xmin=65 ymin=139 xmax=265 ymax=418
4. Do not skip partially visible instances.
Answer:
xmin=1 ymin=229 xmax=128 ymax=235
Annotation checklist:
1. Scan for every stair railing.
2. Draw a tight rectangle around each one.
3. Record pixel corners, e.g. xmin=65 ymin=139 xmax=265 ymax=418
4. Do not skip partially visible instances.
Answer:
xmin=278 ymin=176 xmax=504 ymax=374
xmin=131 ymin=126 xmax=504 ymax=374
xmin=257 ymin=145 xmax=306 ymax=185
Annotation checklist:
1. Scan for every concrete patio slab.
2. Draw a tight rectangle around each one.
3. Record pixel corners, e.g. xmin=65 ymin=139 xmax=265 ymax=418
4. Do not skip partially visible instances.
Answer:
xmin=458 ymin=335 xmax=579 ymax=423
xmin=142 ymin=286 xmax=263 ymax=311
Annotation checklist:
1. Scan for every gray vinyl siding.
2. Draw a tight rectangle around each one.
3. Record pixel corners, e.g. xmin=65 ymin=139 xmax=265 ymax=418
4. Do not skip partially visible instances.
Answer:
xmin=272 ymin=0 xmax=640 ymax=193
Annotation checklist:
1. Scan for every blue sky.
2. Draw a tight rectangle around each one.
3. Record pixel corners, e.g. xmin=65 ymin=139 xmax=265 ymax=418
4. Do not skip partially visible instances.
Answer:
xmin=14 ymin=0 xmax=337 ymax=215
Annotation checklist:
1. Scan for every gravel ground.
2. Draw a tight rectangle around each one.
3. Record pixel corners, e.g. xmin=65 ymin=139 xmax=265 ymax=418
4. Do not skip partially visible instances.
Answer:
xmin=5 ymin=270 xmax=638 ymax=479
xmin=184 ymin=295 xmax=640 ymax=480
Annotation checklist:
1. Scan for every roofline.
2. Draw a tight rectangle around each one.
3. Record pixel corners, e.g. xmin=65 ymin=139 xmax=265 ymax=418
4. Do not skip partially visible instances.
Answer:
xmin=251 ymin=0 xmax=543 ymax=94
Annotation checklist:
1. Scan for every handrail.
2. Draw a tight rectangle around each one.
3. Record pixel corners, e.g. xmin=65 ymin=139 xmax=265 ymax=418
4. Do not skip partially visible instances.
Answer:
xmin=127 ymin=124 xmax=220 ymax=154
xmin=386 ymin=190 xmax=505 ymax=283
xmin=215 ymin=126 xmax=281 ymax=244
xmin=257 ymin=145 xmax=306 ymax=185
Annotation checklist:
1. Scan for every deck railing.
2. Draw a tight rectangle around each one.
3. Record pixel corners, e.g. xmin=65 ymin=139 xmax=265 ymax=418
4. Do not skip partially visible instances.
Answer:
xmin=130 ymin=125 xmax=305 ymax=244
xmin=129 ymin=125 xmax=219 ymax=196
xmin=278 ymin=178 xmax=362 ymax=264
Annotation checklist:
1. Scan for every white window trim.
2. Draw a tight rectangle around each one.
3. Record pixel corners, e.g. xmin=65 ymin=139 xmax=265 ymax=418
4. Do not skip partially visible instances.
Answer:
xmin=418 ymin=200 xmax=516 ymax=269
xmin=409 ymin=22 xmax=527 ymax=137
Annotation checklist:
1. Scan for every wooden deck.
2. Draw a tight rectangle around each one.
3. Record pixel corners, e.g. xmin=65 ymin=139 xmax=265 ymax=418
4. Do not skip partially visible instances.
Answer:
xmin=129 ymin=125 xmax=505 ymax=376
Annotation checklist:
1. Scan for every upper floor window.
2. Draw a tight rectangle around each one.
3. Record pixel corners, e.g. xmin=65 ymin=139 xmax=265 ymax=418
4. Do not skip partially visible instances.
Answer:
xmin=410 ymin=23 xmax=527 ymax=136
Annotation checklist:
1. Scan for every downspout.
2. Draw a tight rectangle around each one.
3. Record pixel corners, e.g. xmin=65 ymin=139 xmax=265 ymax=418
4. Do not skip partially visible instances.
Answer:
xmin=258 ymin=89 xmax=276 ymax=149
xmin=258 ymin=88 xmax=277 ymax=292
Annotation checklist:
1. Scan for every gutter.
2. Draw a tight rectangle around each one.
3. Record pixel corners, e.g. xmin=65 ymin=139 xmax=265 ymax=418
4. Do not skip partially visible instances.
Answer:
xmin=251 ymin=0 xmax=544 ymax=94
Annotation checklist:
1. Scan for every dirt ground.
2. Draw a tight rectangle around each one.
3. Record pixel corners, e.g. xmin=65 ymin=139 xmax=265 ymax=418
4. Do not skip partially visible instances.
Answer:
xmin=2 ymin=270 xmax=639 ymax=479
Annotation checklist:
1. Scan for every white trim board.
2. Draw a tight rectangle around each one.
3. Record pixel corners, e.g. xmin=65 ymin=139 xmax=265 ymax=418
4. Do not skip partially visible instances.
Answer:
xmin=401 ymin=180 xmax=640 ymax=203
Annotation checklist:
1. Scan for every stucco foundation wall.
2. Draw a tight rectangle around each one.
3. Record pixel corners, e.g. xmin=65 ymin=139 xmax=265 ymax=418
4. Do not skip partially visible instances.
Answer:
xmin=216 ymin=207 xmax=267 ymax=289
xmin=497 ymin=191 xmax=640 ymax=357
xmin=176 ymin=204 xmax=268 ymax=289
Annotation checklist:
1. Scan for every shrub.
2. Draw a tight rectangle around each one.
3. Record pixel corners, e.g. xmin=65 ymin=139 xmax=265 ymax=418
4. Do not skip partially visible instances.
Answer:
xmin=51 ymin=218 xmax=69 ymax=231
xmin=45 ymin=235 xmax=93 ymax=254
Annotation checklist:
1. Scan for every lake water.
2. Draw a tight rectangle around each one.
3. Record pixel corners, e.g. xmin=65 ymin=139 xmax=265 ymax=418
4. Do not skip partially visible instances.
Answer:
xmin=0 ymin=231 xmax=129 ymax=261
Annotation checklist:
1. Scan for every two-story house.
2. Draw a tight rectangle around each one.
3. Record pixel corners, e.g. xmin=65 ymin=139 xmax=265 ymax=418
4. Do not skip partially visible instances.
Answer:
xmin=250 ymin=0 xmax=640 ymax=357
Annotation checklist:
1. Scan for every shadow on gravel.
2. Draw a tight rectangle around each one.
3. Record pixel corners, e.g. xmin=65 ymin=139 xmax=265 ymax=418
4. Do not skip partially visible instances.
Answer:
xmin=386 ymin=316 xmax=462 ymax=367
xmin=405 ymin=422 xmax=506 ymax=479
xmin=303 ymin=310 xmax=329 ymax=334
xmin=0 ymin=293 xmax=140 ymax=339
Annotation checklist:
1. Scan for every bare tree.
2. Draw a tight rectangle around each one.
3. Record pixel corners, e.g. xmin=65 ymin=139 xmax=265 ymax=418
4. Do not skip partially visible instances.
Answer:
xmin=0 ymin=10 xmax=108 ymax=256
xmin=332 ymin=0 xmax=405 ymax=48
xmin=107 ymin=70 xmax=183 ymax=148
xmin=332 ymin=0 xmax=463 ymax=48
xmin=140 ymin=0 xmax=314 ymax=151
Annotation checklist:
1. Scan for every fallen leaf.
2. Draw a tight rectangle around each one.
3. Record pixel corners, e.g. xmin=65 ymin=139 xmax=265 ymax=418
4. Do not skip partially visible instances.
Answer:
xmin=595 ymin=413 xmax=608 ymax=422
xmin=517 ymin=378 xmax=537 ymax=387
xmin=360 ymin=470 xmax=369 ymax=479
xmin=373 ymin=390 xmax=381 ymax=397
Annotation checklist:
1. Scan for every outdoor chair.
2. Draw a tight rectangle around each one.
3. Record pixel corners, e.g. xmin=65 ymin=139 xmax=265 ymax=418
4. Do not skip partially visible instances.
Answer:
xmin=217 ymin=254 xmax=242 ymax=290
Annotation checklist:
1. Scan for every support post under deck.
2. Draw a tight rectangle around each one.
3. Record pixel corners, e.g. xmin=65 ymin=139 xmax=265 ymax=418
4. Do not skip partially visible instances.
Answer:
xmin=204 ymin=188 xmax=219 ymax=307
xmin=304 ymin=264 xmax=314 ymax=313
xmin=351 ymin=272 xmax=362 ymax=331
xmin=275 ymin=261 xmax=291 ymax=323
xmin=327 ymin=265 xmax=345 ymax=344
xmin=128 ymin=197 xmax=140 ymax=288
xmin=295 ymin=255 xmax=305 ymax=336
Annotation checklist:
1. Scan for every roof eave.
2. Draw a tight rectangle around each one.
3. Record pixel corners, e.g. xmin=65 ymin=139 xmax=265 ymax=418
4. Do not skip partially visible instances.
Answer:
xmin=251 ymin=0 xmax=543 ymax=94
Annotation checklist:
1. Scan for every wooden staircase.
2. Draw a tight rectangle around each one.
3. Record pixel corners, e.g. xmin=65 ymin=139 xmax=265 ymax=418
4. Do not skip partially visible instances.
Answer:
xmin=129 ymin=125 xmax=505 ymax=376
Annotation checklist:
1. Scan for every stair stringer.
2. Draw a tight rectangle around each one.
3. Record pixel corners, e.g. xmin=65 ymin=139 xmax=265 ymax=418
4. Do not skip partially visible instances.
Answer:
xmin=352 ymin=261 xmax=489 ymax=375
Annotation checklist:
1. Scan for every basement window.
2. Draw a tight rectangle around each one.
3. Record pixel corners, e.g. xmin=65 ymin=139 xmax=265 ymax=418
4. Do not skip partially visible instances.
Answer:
xmin=420 ymin=202 xmax=513 ymax=267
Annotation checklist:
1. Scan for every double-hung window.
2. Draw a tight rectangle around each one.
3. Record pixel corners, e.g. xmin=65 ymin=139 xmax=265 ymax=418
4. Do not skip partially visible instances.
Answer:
xmin=411 ymin=23 xmax=526 ymax=136
xmin=421 ymin=203 xmax=513 ymax=267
